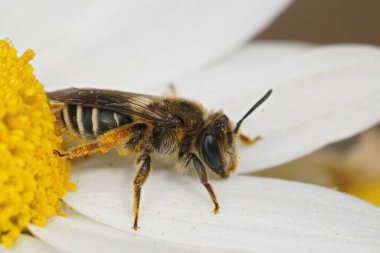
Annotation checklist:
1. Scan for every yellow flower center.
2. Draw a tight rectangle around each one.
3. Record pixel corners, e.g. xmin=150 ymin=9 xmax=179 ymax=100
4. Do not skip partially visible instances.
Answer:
xmin=0 ymin=39 xmax=72 ymax=248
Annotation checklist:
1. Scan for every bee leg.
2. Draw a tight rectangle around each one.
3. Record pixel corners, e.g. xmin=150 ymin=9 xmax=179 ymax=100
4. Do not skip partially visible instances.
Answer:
xmin=133 ymin=153 xmax=151 ymax=230
xmin=54 ymin=142 xmax=101 ymax=159
xmin=191 ymin=154 xmax=220 ymax=214
xmin=56 ymin=124 xmax=135 ymax=159
xmin=239 ymin=134 xmax=262 ymax=145
xmin=163 ymin=83 xmax=177 ymax=97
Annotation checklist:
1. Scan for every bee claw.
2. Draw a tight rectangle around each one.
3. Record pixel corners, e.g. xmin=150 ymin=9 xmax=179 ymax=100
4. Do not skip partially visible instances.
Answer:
xmin=132 ymin=221 xmax=140 ymax=231
xmin=54 ymin=150 xmax=67 ymax=158
xmin=213 ymin=204 xmax=220 ymax=214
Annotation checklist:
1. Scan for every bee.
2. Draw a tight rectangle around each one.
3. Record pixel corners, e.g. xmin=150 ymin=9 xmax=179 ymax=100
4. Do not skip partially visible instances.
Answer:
xmin=48 ymin=87 xmax=272 ymax=230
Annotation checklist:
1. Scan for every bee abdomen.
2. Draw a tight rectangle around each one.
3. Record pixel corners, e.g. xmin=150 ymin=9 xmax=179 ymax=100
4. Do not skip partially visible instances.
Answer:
xmin=61 ymin=105 xmax=133 ymax=139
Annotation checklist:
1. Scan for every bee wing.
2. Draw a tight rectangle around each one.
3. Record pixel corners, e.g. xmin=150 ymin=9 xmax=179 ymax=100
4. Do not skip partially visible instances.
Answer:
xmin=47 ymin=88 xmax=165 ymax=121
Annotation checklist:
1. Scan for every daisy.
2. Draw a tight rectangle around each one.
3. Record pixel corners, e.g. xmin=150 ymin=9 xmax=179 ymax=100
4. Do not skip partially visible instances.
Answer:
xmin=1 ymin=1 xmax=380 ymax=252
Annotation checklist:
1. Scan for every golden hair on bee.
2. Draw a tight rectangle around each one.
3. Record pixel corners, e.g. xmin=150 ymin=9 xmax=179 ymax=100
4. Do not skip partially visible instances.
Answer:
xmin=48 ymin=87 xmax=272 ymax=230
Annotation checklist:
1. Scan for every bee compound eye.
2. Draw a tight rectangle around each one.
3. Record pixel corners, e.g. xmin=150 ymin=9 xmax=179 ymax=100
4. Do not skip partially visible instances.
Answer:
xmin=202 ymin=133 xmax=222 ymax=170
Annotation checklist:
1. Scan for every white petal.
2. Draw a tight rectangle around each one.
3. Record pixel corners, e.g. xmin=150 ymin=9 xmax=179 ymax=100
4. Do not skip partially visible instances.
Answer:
xmin=63 ymin=154 xmax=380 ymax=252
xmin=1 ymin=0 xmax=292 ymax=88
xmin=101 ymin=40 xmax=314 ymax=94
xmin=182 ymin=40 xmax=314 ymax=75
xmin=175 ymin=44 xmax=380 ymax=172
xmin=30 ymin=212 xmax=206 ymax=253
xmin=0 ymin=235 xmax=61 ymax=253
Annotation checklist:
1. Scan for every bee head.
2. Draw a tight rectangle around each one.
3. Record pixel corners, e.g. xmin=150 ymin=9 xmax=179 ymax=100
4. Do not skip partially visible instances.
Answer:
xmin=198 ymin=113 xmax=237 ymax=179
xmin=198 ymin=89 xmax=272 ymax=179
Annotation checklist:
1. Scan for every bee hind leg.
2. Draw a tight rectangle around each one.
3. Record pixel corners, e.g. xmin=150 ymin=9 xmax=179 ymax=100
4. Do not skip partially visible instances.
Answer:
xmin=55 ymin=124 xmax=135 ymax=159
xmin=133 ymin=153 xmax=151 ymax=230
xmin=190 ymin=154 xmax=220 ymax=214
xmin=54 ymin=142 xmax=101 ymax=159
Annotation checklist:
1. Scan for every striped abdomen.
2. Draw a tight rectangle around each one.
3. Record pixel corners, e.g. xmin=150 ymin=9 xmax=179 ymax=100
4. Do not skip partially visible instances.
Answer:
xmin=60 ymin=104 xmax=133 ymax=139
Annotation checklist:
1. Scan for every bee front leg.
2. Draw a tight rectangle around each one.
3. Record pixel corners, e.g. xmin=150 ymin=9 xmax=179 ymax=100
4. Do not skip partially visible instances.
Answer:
xmin=132 ymin=153 xmax=151 ymax=230
xmin=190 ymin=154 xmax=220 ymax=214
xmin=239 ymin=134 xmax=262 ymax=145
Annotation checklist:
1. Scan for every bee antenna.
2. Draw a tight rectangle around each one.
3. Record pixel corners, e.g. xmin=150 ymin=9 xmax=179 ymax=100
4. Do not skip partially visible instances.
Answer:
xmin=234 ymin=89 xmax=273 ymax=134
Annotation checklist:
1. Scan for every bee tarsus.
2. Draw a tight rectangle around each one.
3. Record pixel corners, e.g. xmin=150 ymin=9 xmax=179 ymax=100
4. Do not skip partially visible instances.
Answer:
xmin=239 ymin=134 xmax=262 ymax=145
xmin=133 ymin=153 xmax=151 ymax=230
xmin=191 ymin=153 xmax=220 ymax=214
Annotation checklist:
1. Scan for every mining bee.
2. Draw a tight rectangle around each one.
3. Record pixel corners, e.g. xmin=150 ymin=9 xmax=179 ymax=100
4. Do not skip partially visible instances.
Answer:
xmin=48 ymin=87 xmax=272 ymax=230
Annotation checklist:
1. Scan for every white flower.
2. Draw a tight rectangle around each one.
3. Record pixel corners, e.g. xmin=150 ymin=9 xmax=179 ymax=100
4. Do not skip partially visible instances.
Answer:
xmin=2 ymin=1 xmax=380 ymax=252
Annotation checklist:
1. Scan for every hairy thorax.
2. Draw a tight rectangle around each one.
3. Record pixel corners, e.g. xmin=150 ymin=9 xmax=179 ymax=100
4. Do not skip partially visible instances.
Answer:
xmin=149 ymin=98 xmax=205 ymax=156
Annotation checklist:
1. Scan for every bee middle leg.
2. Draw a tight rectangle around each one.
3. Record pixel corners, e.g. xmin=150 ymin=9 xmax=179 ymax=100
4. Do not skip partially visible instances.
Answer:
xmin=133 ymin=153 xmax=151 ymax=230
xmin=163 ymin=83 xmax=177 ymax=97
xmin=190 ymin=154 xmax=220 ymax=214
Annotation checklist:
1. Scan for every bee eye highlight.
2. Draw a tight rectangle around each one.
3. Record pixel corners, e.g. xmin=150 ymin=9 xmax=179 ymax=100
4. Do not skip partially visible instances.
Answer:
xmin=202 ymin=133 xmax=222 ymax=170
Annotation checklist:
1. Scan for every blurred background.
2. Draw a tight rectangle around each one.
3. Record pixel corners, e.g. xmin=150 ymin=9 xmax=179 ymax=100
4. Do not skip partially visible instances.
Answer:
xmin=258 ymin=0 xmax=380 ymax=45
xmin=252 ymin=0 xmax=380 ymax=205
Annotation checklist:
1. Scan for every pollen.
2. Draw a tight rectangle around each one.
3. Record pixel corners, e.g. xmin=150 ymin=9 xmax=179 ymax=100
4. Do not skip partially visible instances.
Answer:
xmin=0 ymin=39 xmax=71 ymax=248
